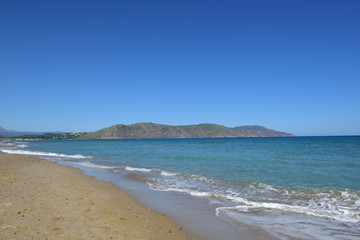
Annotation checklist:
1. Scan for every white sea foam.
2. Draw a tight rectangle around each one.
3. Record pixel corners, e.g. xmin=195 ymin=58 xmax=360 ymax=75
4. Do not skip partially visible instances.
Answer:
xmin=13 ymin=141 xmax=29 ymax=148
xmin=124 ymin=166 xmax=152 ymax=172
xmin=16 ymin=144 xmax=29 ymax=148
xmin=0 ymin=143 xmax=14 ymax=146
xmin=160 ymin=171 xmax=178 ymax=177
xmin=1 ymin=149 xmax=91 ymax=159
xmin=215 ymin=198 xmax=360 ymax=223
xmin=76 ymin=161 xmax=115 ymax=169
xmin=145 ymin=169 xmax=360 ymax=224
xmin=148 ymin=184 xmax=212 ymax=197
xmin=111 ymin=159 xmax=360 ymax=225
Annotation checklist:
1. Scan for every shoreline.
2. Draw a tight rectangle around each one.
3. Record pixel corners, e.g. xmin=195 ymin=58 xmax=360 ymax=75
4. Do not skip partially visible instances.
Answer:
xmin=0 ymin=153 xmax=199 ymax=240
xmin=1 ymin=137 xmax=359 ymax=240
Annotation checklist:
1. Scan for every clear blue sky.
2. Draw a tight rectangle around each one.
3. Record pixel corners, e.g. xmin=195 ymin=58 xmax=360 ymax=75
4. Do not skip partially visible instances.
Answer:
xmin=1 ymin=0 xmax=359 ymax=136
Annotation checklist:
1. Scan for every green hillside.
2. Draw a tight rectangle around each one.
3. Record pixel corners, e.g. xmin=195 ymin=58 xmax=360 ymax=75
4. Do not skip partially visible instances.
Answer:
xmin=79 ymin=122 xmax=293 ymax=139
xmin=233 ymin=125 xmax=292 ymax=137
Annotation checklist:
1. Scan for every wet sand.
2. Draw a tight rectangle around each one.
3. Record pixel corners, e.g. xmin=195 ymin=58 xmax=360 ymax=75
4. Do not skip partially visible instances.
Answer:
xmin=0 ymin=153 xmax=199 ymax=240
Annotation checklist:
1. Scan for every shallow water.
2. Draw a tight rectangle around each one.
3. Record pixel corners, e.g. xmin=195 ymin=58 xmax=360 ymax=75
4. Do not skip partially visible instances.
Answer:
xmin=1 ymin=136 xmax=359 ymax=239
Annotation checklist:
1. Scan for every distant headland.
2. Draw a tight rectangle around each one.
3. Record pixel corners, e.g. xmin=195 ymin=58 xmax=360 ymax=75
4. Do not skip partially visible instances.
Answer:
xmin=0 ymin=123 xmax=294 ymax=140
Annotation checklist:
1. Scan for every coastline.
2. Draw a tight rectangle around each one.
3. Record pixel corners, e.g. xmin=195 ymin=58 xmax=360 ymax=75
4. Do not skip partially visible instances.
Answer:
xmin=0 ymin=153 xmax=199 ymax=240
xmin=2 ymin=137 xmax=358 ymax=240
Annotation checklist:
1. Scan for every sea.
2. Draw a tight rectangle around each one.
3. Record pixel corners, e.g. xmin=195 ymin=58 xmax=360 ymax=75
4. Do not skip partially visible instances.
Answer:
xmin=1 ymin=136 xmax=359 ymax=240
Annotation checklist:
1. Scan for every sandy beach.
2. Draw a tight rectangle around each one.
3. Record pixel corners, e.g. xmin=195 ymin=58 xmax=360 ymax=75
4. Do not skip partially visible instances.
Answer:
xmin=0 ymin=153 xmax=199 ymax=240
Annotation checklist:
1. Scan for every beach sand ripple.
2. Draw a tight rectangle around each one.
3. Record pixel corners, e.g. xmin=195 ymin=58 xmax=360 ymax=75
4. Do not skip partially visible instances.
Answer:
xmin=0 ymin=154 xmax=198 ymax=240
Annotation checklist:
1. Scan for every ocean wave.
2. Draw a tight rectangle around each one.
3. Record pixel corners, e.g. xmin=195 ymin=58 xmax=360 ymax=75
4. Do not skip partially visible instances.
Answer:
xmin=76 ymin=161 xmax=115 ymax=169
xmin=13 ymin=142 xmax=29 ymax=148
xmin=148 ymin=184 xmax=212 ymax=197
xmin=221 ymin=190 xmax=360 ymax=223
xmin=115 ymin=162 xmax=360 ymax=224
xmin=0 ymin=143 xmax=15 ymax=147
xmin=124 ymin=166 xmax=152 ymax=172
xmin=122 ymin=164 xmax=214 ymax=183
xmin=144 ymin=171 xmax=360 ymax=223
xmin=216 ymin=198 xmax=360 ymax=223
xmin=223 ymin=189 xmax=359 ymax=223
xmin=160 ymin=171 xmax=178 ymax=177
xmin=123 ymin=166 xmax=179 ymax=177
xmin=0 ymin=149 xmax=92 ymax=159
xmin=16 ymin=144 xmax=29 ymax=148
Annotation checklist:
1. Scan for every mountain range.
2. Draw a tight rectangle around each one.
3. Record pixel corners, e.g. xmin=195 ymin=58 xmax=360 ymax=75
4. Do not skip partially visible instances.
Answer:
xmin=0 ymin=126 xmax=60 ymax=138
xmin=0 ymin=123 xmax=294 ymax=139
xmin=78 ymin=122 xmax=294 ymax=139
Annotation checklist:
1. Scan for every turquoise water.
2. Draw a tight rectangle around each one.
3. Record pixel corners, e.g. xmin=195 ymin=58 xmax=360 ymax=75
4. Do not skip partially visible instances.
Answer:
xmin=2 ymin=136 xmax=360 ymax=239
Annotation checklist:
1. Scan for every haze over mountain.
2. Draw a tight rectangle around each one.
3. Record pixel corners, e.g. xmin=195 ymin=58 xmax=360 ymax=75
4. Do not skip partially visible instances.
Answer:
xmin=79 ymin=123 xmax=294 ymax=139
xmin=0 ymin=126 xmax=61 ymax=138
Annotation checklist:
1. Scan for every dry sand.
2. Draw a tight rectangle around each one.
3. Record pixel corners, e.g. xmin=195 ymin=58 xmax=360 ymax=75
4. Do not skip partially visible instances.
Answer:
xmin=0 ymin=153 xmax=199 ymax=240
